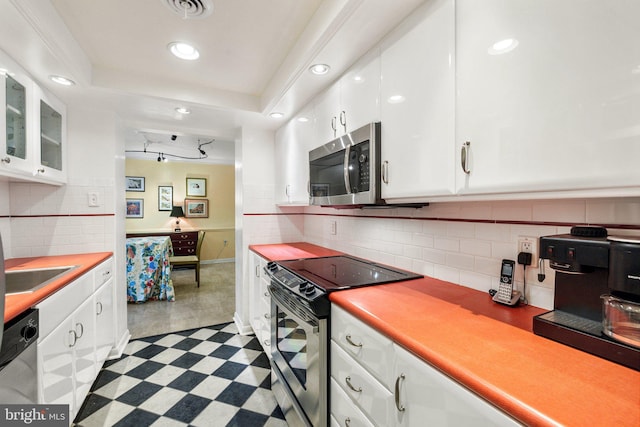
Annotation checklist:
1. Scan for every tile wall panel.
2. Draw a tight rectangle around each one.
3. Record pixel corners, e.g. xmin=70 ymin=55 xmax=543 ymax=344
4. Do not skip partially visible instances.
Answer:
xmin=303 ymin=198 xmax=640 ymax=310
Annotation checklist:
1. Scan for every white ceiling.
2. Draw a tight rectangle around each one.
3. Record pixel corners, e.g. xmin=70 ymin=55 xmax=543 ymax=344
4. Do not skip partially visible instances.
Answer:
xmin=0 ymin=0 xmax=425 ymax=164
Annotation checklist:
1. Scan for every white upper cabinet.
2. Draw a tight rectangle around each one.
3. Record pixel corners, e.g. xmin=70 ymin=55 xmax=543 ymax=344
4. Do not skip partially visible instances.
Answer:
xmin=380 ymin=0 xmax=456 ymax=201
xmin=313 ymin=50 xmax=381 ymax=148
xmin=455 ymin=0 xmax=640 ymax=196
xmin=0 ymin=49 xmax=67 ymax=185
xmin=35 ymin=85 xmax=67 ymax=183
xmin=275 ymin=103 xmax=315 ymax=205
xmin=1 ymin=50 xmax=34 ymax=175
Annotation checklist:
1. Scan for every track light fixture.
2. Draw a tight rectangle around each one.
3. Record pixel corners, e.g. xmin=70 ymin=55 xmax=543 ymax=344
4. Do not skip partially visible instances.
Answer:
xmin=126 ymin=136 xmax=215 ymax=162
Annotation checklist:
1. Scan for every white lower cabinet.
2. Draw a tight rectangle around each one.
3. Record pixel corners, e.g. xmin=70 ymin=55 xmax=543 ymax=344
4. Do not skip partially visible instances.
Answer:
xmin=36 ymin=257 xmax=115 ymax=424
xmin=331 ymin=305 xmax=520 ymax=426
xmin=248 ymin=251 xmax=271 ymax=356
xmin=392 ymin=344 xmax=520 ymax=426
xmin=38 ymin=296 xmax=95 ymax=420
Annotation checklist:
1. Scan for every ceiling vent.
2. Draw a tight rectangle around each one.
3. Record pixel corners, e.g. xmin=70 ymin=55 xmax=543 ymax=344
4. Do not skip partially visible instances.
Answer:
xmin=162 ymin=0 xmax=213 ymax=19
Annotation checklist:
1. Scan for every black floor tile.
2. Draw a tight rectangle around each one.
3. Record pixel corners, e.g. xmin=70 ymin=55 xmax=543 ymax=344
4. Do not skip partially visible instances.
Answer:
xmin=113 ymin=408 xmax=160 ymax=427
xmin=74 ymin=393 xmax=112 ymax=422
xmin=173 ymin=337 xmax=201 ymax=351
xmin=170 ymin=352 xmax=205 ymax=369
xmin=226 ymin=408 xmax=269 ymax=427
xmin=251 ymin=352 xmax=271 ymax=369
xmin=132 ymin=344 xmax=166 ymax=359
xmin=124 ymin=360 xmax=166 ymax=379
xmin=89 ymin=369 xmax=121 ymax=391
xmin=167 ymin=370 xmax=208 ymax=392
xmin=164 ymin=394 xmax=213 ymax=424
xmin=215 ymin=382 xmax=257 ymax=407
xmin=116 ymin=381 xmax=163 ymax=406
xmin=212 ymin=360 xmax=247 ymax=380
xmin=208 ymin=331 xmax=235 ymax=343
xmin=210 ymin=344 xmax=240 ymax=359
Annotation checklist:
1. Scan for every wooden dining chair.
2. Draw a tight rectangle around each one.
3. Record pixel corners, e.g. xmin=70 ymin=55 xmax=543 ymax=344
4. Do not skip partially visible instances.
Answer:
xmin=169 ymin=230 xmax=206 ymax=287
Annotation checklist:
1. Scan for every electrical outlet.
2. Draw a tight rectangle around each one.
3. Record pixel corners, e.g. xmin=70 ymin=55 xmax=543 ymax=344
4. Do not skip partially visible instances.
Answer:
xmin=88 ymin=192 xmax=99 ymax=207
xmin=518 ymin=236 xmax=538 ymax=267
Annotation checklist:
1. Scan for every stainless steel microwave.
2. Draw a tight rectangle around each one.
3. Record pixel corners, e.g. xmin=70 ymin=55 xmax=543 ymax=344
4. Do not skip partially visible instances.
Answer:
xmin=309 ymin=122 xmax=381 ymax=207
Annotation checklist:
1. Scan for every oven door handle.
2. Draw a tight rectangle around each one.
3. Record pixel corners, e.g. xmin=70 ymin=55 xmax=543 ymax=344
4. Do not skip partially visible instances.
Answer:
xmin=269 ymin=285 xmax=319 ymax=333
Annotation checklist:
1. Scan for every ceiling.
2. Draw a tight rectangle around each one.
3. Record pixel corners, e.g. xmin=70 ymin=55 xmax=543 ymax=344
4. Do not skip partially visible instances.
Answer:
xmin=0 ymin=0 xmax=425 ymax=164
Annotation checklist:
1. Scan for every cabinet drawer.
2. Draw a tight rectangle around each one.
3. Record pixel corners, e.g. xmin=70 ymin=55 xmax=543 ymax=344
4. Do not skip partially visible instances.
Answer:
xmin=331 ymin=340 xmax=394 ymax=426
xmin=93 ymin=257 xmax=113 ymax=289
xmin=332 ymin=305 xmax=395 ymax=388
xmin=330 ymin=377 xmax=375 ymax=427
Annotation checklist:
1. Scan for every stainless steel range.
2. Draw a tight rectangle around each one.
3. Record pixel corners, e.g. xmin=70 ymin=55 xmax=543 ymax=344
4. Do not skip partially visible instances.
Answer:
xmin=264 ymin=255 xmax=422 ymax=427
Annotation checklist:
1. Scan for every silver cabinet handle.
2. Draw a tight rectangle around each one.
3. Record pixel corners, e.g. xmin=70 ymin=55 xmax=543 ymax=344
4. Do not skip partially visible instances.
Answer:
xmin=263 ymin=339 xmax=270 ymax=347
xmin=68 ymin=330 xmax=77 ymax=347
xmin=75 ymin=322 xmax=84 ymax=339
xmin=1 ymin=157 xmax=10 ymax=164
xmin=345 ymin=334 xmax=362 ymax=348
xmin=264 ymin=292 xmax=269 ymax=297
xmin=345 ymin=376 xmax=362 ymax=393
xmin=285 ymin=184 xmax=290 ymax=198
xmin=264 ymin=313 xmax=271 ymax=319
xmin=395 ymin=373 xmax=406 ymax=412
xmin=344 ymin=417 xmax=351 ymax=427
xmin=34 ymin=167 xmax=45 ymax=175
xmin=96 ymin=301 xmax=103 ymax=315
xmin=382 ymin=160 xmax=389 ymax=184
xmin=461 ymin=141 xmax=471 ymax=174
xmin=340 ymin=110 xmax=347 ymax=133
xmin=331 ymin=116 xmax=337 ymax=138
xmin=255 ymin=265 xmax=260 ymax=278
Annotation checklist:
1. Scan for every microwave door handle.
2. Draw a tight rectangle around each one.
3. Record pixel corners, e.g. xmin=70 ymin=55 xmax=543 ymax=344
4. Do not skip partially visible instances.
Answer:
xmin=343 ymin=145 xmax=352 ymax=194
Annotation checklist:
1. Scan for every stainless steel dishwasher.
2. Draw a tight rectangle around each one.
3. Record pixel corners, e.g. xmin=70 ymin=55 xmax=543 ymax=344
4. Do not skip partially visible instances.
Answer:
xmin=0 ymin=308 xmax=39 ymax=403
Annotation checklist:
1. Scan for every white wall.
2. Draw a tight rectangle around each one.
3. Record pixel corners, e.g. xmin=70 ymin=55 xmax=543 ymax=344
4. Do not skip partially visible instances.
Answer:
xmin=303 ymin=198 xmax=640 ymax=310
xmin=0 ymin=180 xmax=10 ymax=257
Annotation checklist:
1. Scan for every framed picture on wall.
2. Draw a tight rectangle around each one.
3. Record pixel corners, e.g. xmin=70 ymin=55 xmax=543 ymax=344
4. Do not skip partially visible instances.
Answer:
xmin=125 ymin=176 xmax=145 ymax=192
xmin=186 ymin=177 xmax=206 ymax=197
xmin=184 ymin=198 xmax=208 ymax=218
xmin=126 ymin=199 xmax=144 ymax=218
xmin=158 ymin=186 xmax=173 ymax=211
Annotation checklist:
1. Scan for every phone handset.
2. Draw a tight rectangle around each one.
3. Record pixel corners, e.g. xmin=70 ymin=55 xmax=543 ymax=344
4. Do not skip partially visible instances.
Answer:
xmin=492 ymin=259 xmax=521 ymax=306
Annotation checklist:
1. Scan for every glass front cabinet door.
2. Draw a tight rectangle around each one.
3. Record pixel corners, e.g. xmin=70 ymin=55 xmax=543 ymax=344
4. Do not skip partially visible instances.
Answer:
xmin=1 ymin=51 xmax=33 ymax=175
xmin=36 ymin=86 xmax=66 ymax=182
xmin=1 ymin=48 xmax=67 ymax=184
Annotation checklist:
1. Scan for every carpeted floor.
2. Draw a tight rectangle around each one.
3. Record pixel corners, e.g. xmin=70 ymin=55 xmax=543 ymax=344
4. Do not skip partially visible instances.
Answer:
xmin=128 ymin=262 xmax=236 ymax=339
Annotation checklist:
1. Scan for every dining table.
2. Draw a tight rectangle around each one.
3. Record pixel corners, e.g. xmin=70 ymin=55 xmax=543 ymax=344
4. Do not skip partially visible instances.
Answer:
xmin=126 ymin=235 xmax=175 ymax=302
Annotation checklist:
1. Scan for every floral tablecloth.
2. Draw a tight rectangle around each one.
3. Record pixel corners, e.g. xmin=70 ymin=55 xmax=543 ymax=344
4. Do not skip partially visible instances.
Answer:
xmin=126 ymin=236 xmax=175 ymax=302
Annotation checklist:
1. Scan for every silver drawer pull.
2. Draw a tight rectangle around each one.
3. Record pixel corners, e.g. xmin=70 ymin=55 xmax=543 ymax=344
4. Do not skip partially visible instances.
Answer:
xmin=264 ymin=313 xmax=271 ymax=319
xmin=345 ymin=334 xmax=362 ymax=348
xmin=68 ymin=330 xmax=77 ymax=347
xmin=345 ymin=376 xmax=362 ymax=393
xmin=345 ymin=417 xmax=351 ymax=427
xmin=264 ymin=292 xmax=269 ymax=297
xmin=395 ymin=373 xmax=406 ymax=412
xmin=263 ymin=339 xmax=270 ymax=347
xmin=96 ymin=301 xmax=103 ymax=315
xmin=75 ymin=322 xmax=84 ymax=338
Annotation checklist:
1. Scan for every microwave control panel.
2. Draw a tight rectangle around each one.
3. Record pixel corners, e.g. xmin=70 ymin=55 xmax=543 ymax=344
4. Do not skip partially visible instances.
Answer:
xmin=349 ymin=141 xmax=370 ymax=193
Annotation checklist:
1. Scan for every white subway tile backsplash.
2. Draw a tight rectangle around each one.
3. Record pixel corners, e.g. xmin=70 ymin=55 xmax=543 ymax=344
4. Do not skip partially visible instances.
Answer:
xmin=460 ymin=239 xmax=491 ymax=257
xmin=586 ymin=198 xmax=640 ymax=225
xmin=532 ymin=200 xmax=586 ymax=223
xmin=422 ymin=247 xmax=447 ymax=264
xmin=434 ymin=236 xmax=459 ymax=252
xmin=446 ymin=252 xmax=475 ymax=271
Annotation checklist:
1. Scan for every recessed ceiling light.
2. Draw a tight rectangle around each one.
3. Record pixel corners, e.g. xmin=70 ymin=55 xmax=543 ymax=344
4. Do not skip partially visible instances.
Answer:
xmin=387 ymin=95 xmax=406 ymax=104
xmin=168 ymin=42 xmax=200 ymax=60
xmin=309 ymin=64 xmax=330 ymax=75
xmin=270 ymin=112 xmax=284 ymax=119
xmin=49 ymin=75 xmax=75 ymax=86
xmin=488 ymin=38 xmax=519 ymax=55
xmin=297 ymin=117 xmax=309 ymax=123
xmin=175 ymin=107 xmax=191 ymax=114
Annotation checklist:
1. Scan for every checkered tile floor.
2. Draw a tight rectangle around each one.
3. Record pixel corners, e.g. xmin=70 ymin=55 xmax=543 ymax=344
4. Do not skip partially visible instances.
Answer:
xmin=74 ymin=323 xmax=286 ymax=427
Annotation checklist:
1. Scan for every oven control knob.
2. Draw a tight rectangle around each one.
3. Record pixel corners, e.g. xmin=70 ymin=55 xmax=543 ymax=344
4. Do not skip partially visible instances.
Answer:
xmin=266 ymin=262 xmax=278 ymax=272
xmin=21 ymin=325 xmax=38 ymax=342
xmin=304 ymin=286 xmax=316 ymax=296
xmin=298 ymin=281 xmax=309 ymax=291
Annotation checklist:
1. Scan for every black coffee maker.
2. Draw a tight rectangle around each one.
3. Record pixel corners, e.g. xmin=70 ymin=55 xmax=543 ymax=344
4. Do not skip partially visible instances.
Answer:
xmin=534 ymin=226 xmax=639 ymax=371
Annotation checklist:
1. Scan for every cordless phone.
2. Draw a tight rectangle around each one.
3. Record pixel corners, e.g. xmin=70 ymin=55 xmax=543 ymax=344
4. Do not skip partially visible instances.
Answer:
xmin=492 ymin=259 xmax=521 ymax=306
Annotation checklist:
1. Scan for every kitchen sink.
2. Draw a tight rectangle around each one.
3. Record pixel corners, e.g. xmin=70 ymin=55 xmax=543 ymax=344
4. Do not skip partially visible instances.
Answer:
xmin=4 ymin=266 xmax=78 ymax=295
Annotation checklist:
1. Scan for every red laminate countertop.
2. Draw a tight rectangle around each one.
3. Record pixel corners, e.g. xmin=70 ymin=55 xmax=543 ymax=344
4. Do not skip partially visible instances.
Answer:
xmin=249 ymin=242 xmax=343 ymax=261
xmin=4 ymin=252 xmax=113 ymax=322
xmin=251 ymin=243 xmax=639 ymax=426
xmin=331 ymin=278 xmax=640 ymax=427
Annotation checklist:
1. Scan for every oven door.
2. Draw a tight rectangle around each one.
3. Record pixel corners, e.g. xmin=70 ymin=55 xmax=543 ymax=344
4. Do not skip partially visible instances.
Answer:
xmin=269 ymin=286 xmax=327 ymax=427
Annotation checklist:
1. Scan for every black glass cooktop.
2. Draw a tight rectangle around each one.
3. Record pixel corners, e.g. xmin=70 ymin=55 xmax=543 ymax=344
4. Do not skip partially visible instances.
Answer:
xmin=276 ymin=255 xmax=423 ymax=292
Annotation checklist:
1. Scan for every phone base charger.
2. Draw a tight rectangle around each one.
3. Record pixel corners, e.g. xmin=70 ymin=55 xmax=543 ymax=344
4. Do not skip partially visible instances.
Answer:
xmin=492 ymin=290 xmax=521 ymax=306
